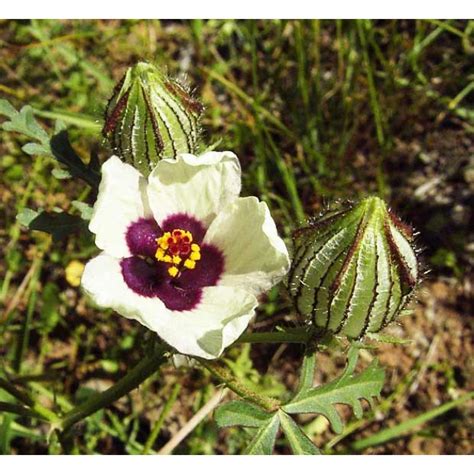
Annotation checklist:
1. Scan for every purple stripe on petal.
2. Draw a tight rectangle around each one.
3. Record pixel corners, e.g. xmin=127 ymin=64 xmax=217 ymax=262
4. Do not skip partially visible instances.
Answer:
xmin=121 ymin=256 xmax=163 ymax=297
xmin=121 ymin=256 xmax=202 ymax=311
xmin=177 ymin=244 xmax=224 ymax=290
xmin=155 ymin=282 xmax=202 ymax=312
xmin=126 ymin=218 xmax=161 ymax=257
xmin=161 ymin=213 xmax=207 ymax=243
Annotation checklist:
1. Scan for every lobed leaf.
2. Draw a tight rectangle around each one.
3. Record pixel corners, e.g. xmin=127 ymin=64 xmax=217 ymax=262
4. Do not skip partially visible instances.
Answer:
xmin=50 ymin=131 xmax=100 ymax=189
xmin=278 ymin=410 xmax=320 ymax=455
xmin=71 ymin=201 xmax=93 ymax=221
xmin=17 ymin=210 xmax=86 ymax=241
xmin=295 ymin=352 xmax=317 ymax=397
xmin=16 ymin=208 xmax=40 ymax=228
xmin=0 ymin=100 xmax=100 ymax=189
xmin=1 ymin=104 xmax=49 ymax=145
xmin=244 ymin=413 xmax=280 ymax=455
xmin=215 ymin=400 xmax=272 ymax=428
xmin=283 ymin=347 xmax=385 ymax=434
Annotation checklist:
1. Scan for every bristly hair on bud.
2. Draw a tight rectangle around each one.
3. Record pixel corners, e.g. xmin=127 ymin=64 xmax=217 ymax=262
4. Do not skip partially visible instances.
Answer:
xmin=288 ymin=196 xmax=420 ymax=340
xmin=103 ymin=62 xmax=204 ymax=176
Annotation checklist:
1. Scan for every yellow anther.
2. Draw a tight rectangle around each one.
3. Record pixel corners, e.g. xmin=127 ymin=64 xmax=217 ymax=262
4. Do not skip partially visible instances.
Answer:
xmin=184 ymin=259 xmax=196 ymax=270
xmin=156 ymin=232 xmax=172 ymax=251
xmin=156 ymin=229 xmax=201 ymax=276
xmin=168 ymin=266 xmax=179 ymax=277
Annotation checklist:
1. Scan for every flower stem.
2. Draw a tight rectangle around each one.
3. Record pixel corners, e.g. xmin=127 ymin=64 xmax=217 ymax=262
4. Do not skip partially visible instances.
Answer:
xmin=236 ymin=329 xmax=311 ymax=345
xmin=60 ymin=343 xmax=170 ymax=437
xmin=0 ymin=377 xmax=60 ymax=423
xmin=0 ymin=401 xmax=51 ymax=420
xmin=198 ymin=359 xmax=280 ymax=412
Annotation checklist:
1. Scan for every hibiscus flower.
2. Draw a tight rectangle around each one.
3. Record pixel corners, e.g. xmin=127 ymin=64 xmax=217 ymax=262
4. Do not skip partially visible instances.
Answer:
xmin=81 ymin=152 xmax=290 ymax=359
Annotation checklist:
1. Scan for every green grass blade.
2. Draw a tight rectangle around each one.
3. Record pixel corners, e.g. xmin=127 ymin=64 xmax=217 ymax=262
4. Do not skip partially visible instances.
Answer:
xmin=352 ymin=391 xmax=474 ymax=451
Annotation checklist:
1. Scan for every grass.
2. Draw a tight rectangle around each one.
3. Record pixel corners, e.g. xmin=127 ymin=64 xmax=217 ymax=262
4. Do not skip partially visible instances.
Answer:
xmin=0 ymin=19 xmax=473 ymax=454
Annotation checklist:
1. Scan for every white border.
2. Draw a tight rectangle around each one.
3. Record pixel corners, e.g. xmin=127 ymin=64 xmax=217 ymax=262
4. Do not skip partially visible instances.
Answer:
xmin=1 ymin=0 xmax=473 ymax=19
xmin=0 ymin=455 xmax=472 ymax=470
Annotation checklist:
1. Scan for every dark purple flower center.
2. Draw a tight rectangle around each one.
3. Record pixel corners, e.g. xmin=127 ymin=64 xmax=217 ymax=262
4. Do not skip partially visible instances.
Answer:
xmin=122 ymin=214 xmax=224 ymax=311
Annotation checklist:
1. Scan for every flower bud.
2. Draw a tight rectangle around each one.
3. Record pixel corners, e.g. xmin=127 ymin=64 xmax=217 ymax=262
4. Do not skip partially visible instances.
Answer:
xmin=288 ymin=196 xmax=419 ymax=339
xmin=103 ymin=62 xmax=203 ymax=175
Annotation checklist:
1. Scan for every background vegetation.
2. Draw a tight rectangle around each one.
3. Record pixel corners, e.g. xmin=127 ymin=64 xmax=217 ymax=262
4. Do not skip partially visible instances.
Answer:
xmin=0 ymin=19 xmax=473 ymax=454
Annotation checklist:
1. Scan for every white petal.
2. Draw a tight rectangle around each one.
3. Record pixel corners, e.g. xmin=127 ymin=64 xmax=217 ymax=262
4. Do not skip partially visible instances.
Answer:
xmin=81 ymin=253 xmax=162 ymax=327
xmin=82 ymin=253 xmax=257 ymax=359
xmin=140 ymin=286 xmax=258 ymax=359
xmin=89 ymin=156 xmax=151 ymax=258
xmin=147 ymin=151 xmax=241 ymax=228
xmin=204 ymin=196 xmax=290 ymax=296
xmin=171 ymin=354 xmax=196 ymax=368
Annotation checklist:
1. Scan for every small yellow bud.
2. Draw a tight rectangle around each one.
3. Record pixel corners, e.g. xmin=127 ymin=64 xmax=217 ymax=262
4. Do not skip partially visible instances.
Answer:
xmin=65 ymin=260 xmax=85 ymax=287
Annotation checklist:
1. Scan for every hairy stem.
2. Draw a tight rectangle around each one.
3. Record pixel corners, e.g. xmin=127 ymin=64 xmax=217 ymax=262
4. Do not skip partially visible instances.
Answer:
xmin=0 ymin=377 xmax=60 ymax=423
xmin=236 ymin=328 xmax=311 ymax=345
xmin=199 ymin=359 xmax=280 ymax=412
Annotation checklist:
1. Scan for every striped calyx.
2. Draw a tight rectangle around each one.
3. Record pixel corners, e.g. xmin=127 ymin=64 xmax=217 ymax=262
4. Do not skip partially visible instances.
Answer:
xmin=103 ymin=62 xmax=203 ymax=176
xmin=288 ymin=196 xmax=419 ymax=339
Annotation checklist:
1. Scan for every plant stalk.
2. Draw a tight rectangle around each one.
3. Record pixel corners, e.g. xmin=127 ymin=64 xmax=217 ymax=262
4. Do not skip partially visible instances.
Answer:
xmin=236 ymin=329 xmax=311 ymax=345
xmin=199 ymin=359 xmax=280 ymax=412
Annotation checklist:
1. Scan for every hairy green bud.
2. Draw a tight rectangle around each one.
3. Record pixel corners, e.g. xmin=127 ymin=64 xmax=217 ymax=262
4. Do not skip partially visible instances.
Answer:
xmin=103 ymin=62 xmax=203 ymax=175
xmin=288 ymin=196 xmax=419 ymax=339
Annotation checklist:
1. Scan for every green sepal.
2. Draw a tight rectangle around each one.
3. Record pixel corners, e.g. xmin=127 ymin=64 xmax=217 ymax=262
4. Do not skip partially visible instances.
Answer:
xmin=289 ymin=196 xmax=420 ymax=340
xmin=103 ymin=62 xmax=203 ymax=175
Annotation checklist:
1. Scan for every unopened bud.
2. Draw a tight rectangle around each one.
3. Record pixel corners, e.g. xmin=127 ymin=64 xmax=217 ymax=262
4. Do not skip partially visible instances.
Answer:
xmin=288 ymin=196 xmax=419 ymax=339
xmin=103 ymin=62 xmax=203 ymax=175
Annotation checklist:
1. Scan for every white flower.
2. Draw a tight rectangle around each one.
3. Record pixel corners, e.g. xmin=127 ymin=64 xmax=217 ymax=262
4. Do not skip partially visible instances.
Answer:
xmin=81 ymin=152 xmax=290 ymax=359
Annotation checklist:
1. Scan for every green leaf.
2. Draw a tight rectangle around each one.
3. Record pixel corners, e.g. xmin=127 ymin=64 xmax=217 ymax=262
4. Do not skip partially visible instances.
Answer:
xmin=1 ymin=100 xmax=100 ymax=189
xmin=295 ymin=352 xmax=316 ymax=396
xmin=18 ymin=210 xmax=86 ymax=241
xmin=0 ymin=99 xmax=18 ymax=118
xmin=71 ymin=201 xmax=93 ymax=221
xmin=1 ymin=104 xmax=49 ymax=145
xmin=283 ymin=347 xmax=385 ymax=434
xmin=244 ymin=413 xmax=280 ymax=455
xmin=16 ymin=208 xmax=40 ymax=227
xmin=50 ymin=130 xmax=100 ymax=188
xmin=22 ymin=142 xmax=50 ymax=156
xmin=278 ymin=410 xmax=320 ymax=455
xmin=215 ymin=400 xmax=272 ymax=428
xmin=52 ymin=168 xmax=72 ymax=180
